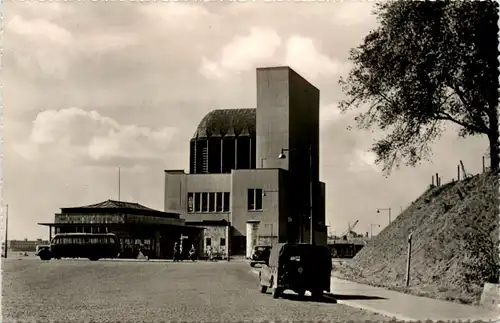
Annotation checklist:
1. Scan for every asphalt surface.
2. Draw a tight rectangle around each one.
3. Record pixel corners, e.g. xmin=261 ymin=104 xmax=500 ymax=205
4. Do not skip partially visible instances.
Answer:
xmin=2 ymin=257 xmax=391 ymax=322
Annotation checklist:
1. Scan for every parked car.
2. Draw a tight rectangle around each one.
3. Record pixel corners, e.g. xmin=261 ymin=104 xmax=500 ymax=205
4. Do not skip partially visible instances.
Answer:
xmin=249 ymin=245 xmax=272 ymax=267
xmin=258 ymin=243 xmax=332 ymax=299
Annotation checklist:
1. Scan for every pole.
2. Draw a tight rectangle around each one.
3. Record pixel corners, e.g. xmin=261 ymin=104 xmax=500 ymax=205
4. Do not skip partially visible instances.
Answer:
xmin=118 ymin=167 xmax=121 ymax=201
xmin=482 ymin=156 xmax=486 ymax=173
xmin=406 ymin=233 xmax=412 ymax=287
xmin=4 ymin=204 xmax=8 ymax=258
xmin=227 ymin=214 xmax=230 ymax=262
xmin=388 ymin=208 xmax=392 ymax=224
xmin=309 ymin=144 xmax=314 ymax=245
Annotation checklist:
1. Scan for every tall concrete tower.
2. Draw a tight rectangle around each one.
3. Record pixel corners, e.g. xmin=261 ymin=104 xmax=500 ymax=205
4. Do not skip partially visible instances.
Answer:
xmin=255 ymin=66 xmax=320 ymax=182
xmin=255 ymin=67 xmax=321 ymax=241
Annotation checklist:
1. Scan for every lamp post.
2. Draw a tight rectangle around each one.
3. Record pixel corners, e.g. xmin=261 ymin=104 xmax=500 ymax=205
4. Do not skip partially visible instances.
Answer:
xmin=376 ymin=208 xmax=392 ymax=225
xmin=278 ymin=144 xmax=314 ymax=245
xmin=370 ymin=224 xmax=380 ymax=239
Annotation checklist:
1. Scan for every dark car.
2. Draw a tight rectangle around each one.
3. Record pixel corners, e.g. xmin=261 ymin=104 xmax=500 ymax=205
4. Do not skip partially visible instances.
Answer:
xmin=249 ymin=245 xmax=272 ymax=267
xmin=258 ymin=243 xmax=332 ymax=299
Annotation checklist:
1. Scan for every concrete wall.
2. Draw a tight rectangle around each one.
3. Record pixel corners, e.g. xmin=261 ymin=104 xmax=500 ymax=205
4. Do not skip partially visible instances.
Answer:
xmin=254 ymin=67 xmax=324 ymax=243
xmin=256 ymin=67 xmax=290 ymax=171
xmin=164 ymin=170 xmax=231 ymax=221
xmin=288 ymin=68 xmax=320 ymax=183
xmin=230 ymin=168 xmax=282 ymax=239
xmin=164 ymin=170 xmax=187 ymax=215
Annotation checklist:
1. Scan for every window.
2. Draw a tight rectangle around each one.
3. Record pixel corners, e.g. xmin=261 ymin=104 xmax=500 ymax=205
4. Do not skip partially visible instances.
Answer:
xmin=223 ymin=192 xmax=230 ymax=212
xmin=216 ymin=192 xmax=223 ymax=212
xmin=187 ymin=193 xmax=194 ymax=213
xmin=190 ymin=191 xmax=229 ymax=213
xmin=201 ymin=192 xmax=208 ymax=212
xmin=194 ymin=193 xmax=201 ymax=212
xmin=206 ymin=238 xmax=212 ymax=246
xmin=248 ymin=189 xmax=255 ymax=210
xmin=220 ymin=238 xmax=226 ymax=246
xmin=247 ymin=189 xmax=263 ymax=211
xmin=208 ymin=193 xmax=216 ymax=212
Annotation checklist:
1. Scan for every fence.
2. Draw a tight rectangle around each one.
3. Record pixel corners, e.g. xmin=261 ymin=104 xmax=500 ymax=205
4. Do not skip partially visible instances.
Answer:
xmin=430 ymin=156 xmax=490 ymax=188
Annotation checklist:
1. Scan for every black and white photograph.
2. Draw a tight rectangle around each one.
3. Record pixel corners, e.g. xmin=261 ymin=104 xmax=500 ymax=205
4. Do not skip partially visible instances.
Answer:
xmin=1 ymin=0 xmax=499 ymax=322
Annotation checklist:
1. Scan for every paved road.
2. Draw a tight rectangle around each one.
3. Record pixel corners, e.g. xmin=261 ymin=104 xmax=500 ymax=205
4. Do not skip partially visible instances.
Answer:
xmin=3 ymin=258 xmax=390 ymax=322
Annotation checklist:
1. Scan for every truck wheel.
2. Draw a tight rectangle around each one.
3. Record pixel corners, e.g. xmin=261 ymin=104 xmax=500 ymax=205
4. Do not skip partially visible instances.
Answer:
xmin=260 ymin=285 xmax=267 ymax=293
xmin=250 ymin=262 xmax=256 ymax=267
xmin=39 ymin=251 xmax=52 ymax=261
xmin=273 ymin=287 xmax=282 ymax=299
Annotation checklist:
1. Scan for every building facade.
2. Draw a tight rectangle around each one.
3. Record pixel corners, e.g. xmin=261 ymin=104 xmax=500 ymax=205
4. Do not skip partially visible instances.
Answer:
xmin=165 ymin=67 xmax=328 ymax=258
xmin=8 ymin=239 xmax=50 ymax=252
xmin=38 ymin=199 xmax=204 ymax=259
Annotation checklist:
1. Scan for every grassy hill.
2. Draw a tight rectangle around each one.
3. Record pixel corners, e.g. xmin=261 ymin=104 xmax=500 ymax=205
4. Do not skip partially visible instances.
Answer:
xmin=335 ymin=172 xmax=499 ymax=305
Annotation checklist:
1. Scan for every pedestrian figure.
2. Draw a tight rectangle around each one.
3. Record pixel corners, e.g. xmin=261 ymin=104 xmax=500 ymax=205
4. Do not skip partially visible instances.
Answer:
xmin=189 ymin=244 xmax=196 ymax=262
xmin=173 ymin=242 xmax=180 ymax=262
xmin=207 ymin=246 xmax=213 ymax=261
xmin=179 ymin=240 xmax=184 ymax=262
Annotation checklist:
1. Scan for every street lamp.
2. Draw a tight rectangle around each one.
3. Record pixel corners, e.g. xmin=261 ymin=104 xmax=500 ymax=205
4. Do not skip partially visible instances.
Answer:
xmin=376 ymin=208 xmax=392 ymax=225
xmin=370 ymin=224 xmax=380 ymax=239
xmin=278 ymin=144 xmax=314 ymax=245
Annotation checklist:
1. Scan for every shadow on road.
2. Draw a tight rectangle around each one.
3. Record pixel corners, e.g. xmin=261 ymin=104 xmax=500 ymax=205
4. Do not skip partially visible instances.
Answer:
xmin=261 ymin=292 xmax=338 ymax=304
xmin=330 ymin=294 xmax=387 ymax=300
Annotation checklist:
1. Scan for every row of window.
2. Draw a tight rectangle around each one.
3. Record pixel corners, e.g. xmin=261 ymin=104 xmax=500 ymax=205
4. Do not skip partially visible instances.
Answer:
xmin=187 ymin=189 xmax=264 ymax=213
xmin=187 ymin=192 xmax=230 ymax=213
xmin=52 ymin=236 xmax=117 ymax=245
xmin=206 ymin=237 xmax=225 ymax=246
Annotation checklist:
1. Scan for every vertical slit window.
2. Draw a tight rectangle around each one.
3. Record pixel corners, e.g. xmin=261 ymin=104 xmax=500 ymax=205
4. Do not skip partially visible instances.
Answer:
xmin=194 ymin=193 xmax=201 ymax=212
xmin=208 ymin=193 xmax=216 ymax=212
xmin=216 ymin=192 xmax=223 ymax=212
xmin=223 ymin=192 xmax=230 ymax=212
xmin=201 ymin=192 xmax=208 ymax=212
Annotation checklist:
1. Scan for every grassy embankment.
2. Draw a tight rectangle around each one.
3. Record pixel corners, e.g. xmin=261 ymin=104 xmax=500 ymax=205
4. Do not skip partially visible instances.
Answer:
xmin=334 ymin=173 xmax=499 ymax=305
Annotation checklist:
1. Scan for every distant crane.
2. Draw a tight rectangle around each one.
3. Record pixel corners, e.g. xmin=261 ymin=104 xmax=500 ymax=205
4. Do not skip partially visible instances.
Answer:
xmin=341 ymin=220 xmax=359 ymax=239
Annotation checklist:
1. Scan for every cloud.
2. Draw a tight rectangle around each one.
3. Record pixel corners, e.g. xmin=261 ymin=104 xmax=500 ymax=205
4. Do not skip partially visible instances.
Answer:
xmin=7 ymin=15 xmax=72 ymax=45
xmin=347 ymin=149 xmax=379 ymax=173
xmin=82 ymin=33 xmax=138 ymax=52
xmin=285 ymin=36 xmax=351 ymax=79
xmin=200 ymin=27 xmax=282 ymax=79
xmin=26 ymin=107 xmax=178 ymax=166
xmin=200 ymin=31 xmax=349 ymax=81
xmin=320 ymin=103 xmax=343 ymax=128
xmin=139 ymin=3 xmax=215 ymax=30
xmin=331 ymin=2 xmax=377 ymax=26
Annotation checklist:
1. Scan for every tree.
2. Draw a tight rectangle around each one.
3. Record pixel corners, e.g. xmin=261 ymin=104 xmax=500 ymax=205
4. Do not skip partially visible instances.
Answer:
xmin=339 ymin=1 xmax=499 ymax=175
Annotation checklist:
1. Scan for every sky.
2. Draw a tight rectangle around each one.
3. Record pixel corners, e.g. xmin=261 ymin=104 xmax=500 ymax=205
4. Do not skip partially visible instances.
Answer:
xmin=2 ymin=0 xmax=490 ymax=240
